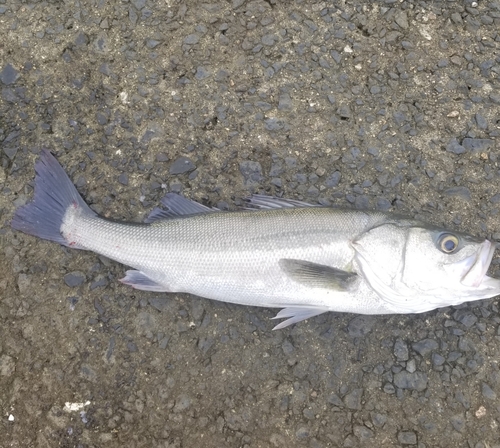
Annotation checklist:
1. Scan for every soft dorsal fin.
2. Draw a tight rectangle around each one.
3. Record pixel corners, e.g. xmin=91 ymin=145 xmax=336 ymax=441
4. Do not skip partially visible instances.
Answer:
xmin=245 ymin=194 xmax=316 ymax=209
xmin=145 ymin=193 xmax=218 ymax=223
xmin=279 ymin=259 xmax=358 ymax=291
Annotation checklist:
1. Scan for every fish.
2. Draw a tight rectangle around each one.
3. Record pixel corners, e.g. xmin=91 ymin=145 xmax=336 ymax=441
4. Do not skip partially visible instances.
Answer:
xmin=11 ymin=149 xmax=500 ymax=329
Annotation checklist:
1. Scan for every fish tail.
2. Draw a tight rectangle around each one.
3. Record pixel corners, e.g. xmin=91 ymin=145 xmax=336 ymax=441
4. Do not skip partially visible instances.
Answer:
xmin=11 ymin=149 xmax=96 ymax=248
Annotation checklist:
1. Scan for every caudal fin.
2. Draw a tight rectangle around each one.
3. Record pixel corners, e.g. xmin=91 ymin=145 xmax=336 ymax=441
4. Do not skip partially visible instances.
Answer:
xmin=11 ymin=149 xmax=96 ymax=247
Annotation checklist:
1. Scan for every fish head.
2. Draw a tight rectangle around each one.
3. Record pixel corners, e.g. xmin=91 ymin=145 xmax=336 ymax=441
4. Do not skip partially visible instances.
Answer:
xmin=353 ymin=222 xmax=500 ymax=313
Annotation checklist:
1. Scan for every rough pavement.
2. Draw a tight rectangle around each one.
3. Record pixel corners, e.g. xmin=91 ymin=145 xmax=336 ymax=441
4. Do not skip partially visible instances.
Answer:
xmin=1 ymin=1 xmax=500 ymax=447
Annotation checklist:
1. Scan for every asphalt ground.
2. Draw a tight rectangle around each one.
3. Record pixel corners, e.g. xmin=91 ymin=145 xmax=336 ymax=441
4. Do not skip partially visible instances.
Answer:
xmin=1 ymin=1 xmax=500 ymax=447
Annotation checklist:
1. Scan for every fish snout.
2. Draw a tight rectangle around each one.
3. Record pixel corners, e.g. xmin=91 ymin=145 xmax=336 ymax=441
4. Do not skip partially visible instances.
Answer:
xmin=460 ymin=240 xmax=496 ymax=288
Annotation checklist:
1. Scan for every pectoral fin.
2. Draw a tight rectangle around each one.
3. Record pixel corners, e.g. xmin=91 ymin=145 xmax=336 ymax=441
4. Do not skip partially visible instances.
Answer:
xmin=279 ymin=259 xmax=357 ymax=291
xmin=272 ymin=307 xmax=329 ymax=330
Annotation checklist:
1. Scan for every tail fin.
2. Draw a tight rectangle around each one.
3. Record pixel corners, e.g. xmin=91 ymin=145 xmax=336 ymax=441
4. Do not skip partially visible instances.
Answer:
xmin=11 ymin=149 xmax=96 ymax=247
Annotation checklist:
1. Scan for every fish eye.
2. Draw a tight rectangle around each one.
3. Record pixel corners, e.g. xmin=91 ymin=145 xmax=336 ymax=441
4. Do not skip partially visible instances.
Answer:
xmin=438 ymin=233 xmax=459 ymax=254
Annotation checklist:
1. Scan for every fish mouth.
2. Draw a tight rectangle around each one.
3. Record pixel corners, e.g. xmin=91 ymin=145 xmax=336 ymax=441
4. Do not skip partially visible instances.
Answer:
xmin=460 ymin=240 xmax=497 ymax=288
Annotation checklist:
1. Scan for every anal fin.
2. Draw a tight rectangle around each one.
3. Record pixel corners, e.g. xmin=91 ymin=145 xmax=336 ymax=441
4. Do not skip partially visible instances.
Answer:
xmin=120 ymin=270 xmax=169 ymax=292
xmin=272 ymin=307 xmax=329 ymax=330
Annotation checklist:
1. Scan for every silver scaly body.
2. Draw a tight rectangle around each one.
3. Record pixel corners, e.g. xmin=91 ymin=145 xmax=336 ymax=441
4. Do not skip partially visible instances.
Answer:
xmin=12 ymin=150 xmax=500 ymax=329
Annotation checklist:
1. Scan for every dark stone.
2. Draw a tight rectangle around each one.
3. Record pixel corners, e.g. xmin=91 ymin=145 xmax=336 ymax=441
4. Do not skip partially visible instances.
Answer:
xmin=90 ymin=277 xmax=108 ymax=290
xmin=261 ymin=34 xmax=277 ymax=46
xmin=490 ymin=93 xmax=500 ymax=105
xmin=394 ymin=11 xmax=409 ymax=29
xmin=393 ymin=371 xmax=428 ymax=391
xmin=74 ymin=31 xmax=89 ymax=46
xmin=453 ymin=309 xmax=477 ymax=328
xmin=394 ymin=338 xmax=409 ymax=361
xmin=281 ymin=339 xmax=294 ymax=355
xmin=2 ymin=87 xmax=18 ymax=102
xmin=169 ymin=157 xmax=196 ymax=175
xmin=443 ymin=186 xmax=471 ymax=200
xmin=431 ymin=353 xmax=445 ymax=366
xmin=118 ymin=173 xmax=129 ymax=186
xmin=481 ymin=382 xmax=497 ymax=400
xmin=96 ymin=112 xmax=108 ymax=125
xmin=146 ymin=39 xmax=161 ymax=49
xmin=67 ymin=296 xmax=79 ymax=308
xmin=4 ymin=130 xmax=19 ymax=144
xmin=183 ymin=34 xmax=200 ymax=45
xmin=331 ymin=50 xmax=341 ymax=63
xmin=295 ymin=427 xmax=310 ymax=439
xmin=149 ymin=297 xmax=170 ymax=312
xmin=337 ymin=104 xmax=351 ymax=118
xmin=239 ymin=161 xmax=263 ymax=185
xmin=131 ymin=0 xmax=146 ymax=9
xmin=344 ymin=388 xmax=363 ymax=410
xmin=156 ymin=153 xmax=169 ymax=162
xmin=446 ymin=138 xmax=466 ymax=155
xmin=353 ymin=425 xmax=373 ymax=440
xmin=451 ymin=12 xmax=463 ymax=24
xmin=354 ymin=195 xmax=369 ymax=209
xmin=490 ymin=193 xmax=500 ymax=204
xmin=383 ymin=383 xmax=396 ymax=394
xmin=347 ymin=316 xmax=374 ymax=337
xmin=198 ymin=336 xmax=214 ymax=354
xmin=195 ymin=66 xmax=210 ymax=80
xmin=264 ymin=118 xmax=285 ymax=131
xmin=307 ymin=186 xmax=319 ymax=197
xmin=64 ymin=271 xmax=86 ymax=287
xmin=0 ymin=64 xmax=20 ymax=85
xmin=278 ymin=93 xmax=292 ymax=110
xmin=475 ymin=113 xmax=488 ymax=129
xmin=327 ymin=393 xmax=343 ymax=407
xmin=255 ymin=101 xmax=272 ymax=111
xmin=376 ymin=198 xmax=392 ymax=211
xmin=127 ymin=341 xmax=138 ymax=352
xmin=371 ymin=413 xmax=387 ymax=427
xmin=452 ymin=392 xmax=468 ymax=412
xmin=412 ymin=339 xmax=438 ymax=356
xmin=325 ymin=171 xmax=341 ymax=187
xmin=450 ymin=414 xmax=465 ymax=432
xmin=398 ymin=431 xmax=417 ymax=445
xmin=462 ymin=138 xmax=494 ymax=152
xmin=269 ymin=162 xmax=283 ymax=176
xmin=458 ymin=336 xmax=476 ymax=352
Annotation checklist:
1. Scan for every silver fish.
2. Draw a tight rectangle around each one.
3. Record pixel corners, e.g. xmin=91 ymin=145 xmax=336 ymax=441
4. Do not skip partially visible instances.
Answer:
xmin=11 ymin=150 xmax=500 ymax=329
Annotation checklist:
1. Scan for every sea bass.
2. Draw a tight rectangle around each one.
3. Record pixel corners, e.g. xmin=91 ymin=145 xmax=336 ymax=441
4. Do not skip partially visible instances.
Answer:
xmin=11 ymin=150 xmax=500 ymax=329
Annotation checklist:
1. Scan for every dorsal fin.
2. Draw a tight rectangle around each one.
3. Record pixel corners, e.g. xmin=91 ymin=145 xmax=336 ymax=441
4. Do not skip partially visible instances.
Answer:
xmin=245 ymin=194 xmax=316 ymax=210
xmin=145 ymin=193 xmax=218 ymax=223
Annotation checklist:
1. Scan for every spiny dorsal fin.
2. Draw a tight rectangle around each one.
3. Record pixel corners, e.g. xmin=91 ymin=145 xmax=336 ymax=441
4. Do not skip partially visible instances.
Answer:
xmin=145 ymin=193 xmax=218 ymax=223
